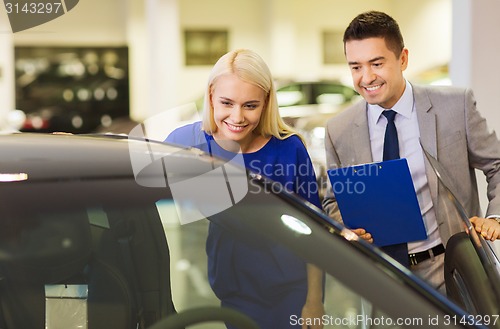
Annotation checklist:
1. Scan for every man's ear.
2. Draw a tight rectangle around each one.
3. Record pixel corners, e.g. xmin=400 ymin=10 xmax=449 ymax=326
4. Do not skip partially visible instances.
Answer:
xmin=400 ymin=48 xmax=409 ymax=71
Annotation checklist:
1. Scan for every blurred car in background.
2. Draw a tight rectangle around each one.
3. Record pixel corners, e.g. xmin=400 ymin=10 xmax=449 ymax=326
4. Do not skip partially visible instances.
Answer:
xmin=15 ymin=47 xmax=130 ymax=134
xmin=276 ymin=80 xmax=358 ymax=114
xmin=276 ymin=80 xmax=360 ymax=196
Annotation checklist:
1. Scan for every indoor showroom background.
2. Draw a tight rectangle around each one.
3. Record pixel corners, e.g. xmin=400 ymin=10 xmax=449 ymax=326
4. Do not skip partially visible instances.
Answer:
xmin=0 ymin=0 xmax=499 ymax=253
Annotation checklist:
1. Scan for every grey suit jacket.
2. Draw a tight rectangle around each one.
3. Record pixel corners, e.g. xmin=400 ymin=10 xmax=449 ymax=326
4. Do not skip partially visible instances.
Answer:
xmin=322 ymin=84 xmax=500 ymax=245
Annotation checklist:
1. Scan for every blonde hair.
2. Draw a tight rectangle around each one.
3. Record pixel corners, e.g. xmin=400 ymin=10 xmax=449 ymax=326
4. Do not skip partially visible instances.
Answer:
xmin=201 ymin=48 xmax=303 ymax=143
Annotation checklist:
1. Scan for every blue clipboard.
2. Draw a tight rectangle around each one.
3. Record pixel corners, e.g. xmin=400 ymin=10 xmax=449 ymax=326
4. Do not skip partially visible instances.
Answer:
xmin=327 ymin=158 xmax=427 ymax=247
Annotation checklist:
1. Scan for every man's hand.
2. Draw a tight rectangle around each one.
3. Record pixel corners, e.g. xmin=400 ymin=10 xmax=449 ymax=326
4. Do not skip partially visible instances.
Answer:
xmin=351 ymin=228 xmax=373 ymax=244
xmin=470 ymin=216 xmax=500 ymax=241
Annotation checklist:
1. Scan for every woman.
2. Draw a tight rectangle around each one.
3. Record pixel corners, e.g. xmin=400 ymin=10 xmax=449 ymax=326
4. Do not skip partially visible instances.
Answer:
xmin=166 ymin=49 xmax=324 ymax=329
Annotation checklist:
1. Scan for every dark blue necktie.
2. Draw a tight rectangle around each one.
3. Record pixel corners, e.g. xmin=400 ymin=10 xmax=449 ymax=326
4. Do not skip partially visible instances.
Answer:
xmin=381 ymin=110 xmax=409 ymax=267
xmin=382 ymin=110 xmax=399 ymax=161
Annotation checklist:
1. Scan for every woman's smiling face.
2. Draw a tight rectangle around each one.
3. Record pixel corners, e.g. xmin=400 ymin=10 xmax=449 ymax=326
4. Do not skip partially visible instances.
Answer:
xmin=210 ymin=73 xmax=266 ymax=151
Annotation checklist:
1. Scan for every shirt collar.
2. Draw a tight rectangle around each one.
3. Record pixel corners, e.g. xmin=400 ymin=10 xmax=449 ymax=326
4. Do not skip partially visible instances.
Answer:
xmin=368 ymin=80 xmax=414 ymax=125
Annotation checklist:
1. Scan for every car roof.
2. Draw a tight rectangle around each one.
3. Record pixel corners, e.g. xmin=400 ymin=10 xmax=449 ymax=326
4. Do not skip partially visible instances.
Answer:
xmin=0 ymin=133 xmax=207 ymax=181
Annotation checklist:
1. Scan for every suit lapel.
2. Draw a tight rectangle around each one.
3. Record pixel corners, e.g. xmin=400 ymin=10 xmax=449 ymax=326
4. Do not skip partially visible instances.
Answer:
xmin=415 ymin=89 xmax=437 ymax=159
xmin=414 ymin=86 xmax=440 ymax=221
xmin=352 ymin=102 xmax=373 ymax=164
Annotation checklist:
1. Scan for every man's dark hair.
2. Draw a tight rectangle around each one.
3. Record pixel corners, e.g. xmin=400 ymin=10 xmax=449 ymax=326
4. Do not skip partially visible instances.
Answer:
xmin=343 ymin=11 xmax=405 ymax=57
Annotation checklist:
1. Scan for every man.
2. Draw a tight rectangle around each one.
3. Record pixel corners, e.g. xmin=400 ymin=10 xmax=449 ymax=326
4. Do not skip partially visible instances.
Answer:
xmin=322 ymin=10 xmax=500 ymax=292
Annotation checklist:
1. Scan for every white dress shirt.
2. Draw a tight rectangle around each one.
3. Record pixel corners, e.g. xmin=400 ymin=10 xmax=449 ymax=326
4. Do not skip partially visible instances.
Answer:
xmin=367 ymin=80 xmax=443 ymax=253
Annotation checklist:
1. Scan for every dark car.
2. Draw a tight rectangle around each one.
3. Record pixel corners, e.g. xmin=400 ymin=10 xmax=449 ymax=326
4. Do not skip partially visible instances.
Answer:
xmin=276 ymin=80 xmax=359 ymax=128
xmin=276 ymin=80 xmax=358 ymax=108
xmin=0 ymin=132 xmax=498 ymax=329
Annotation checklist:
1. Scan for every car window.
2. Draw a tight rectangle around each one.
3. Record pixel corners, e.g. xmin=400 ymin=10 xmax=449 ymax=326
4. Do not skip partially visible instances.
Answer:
xmin=0 ymin=179 xmax=176 ymax=328
xmin=157 ymin=199 xmax=407 ymax=329
xmin=155 ymin=170 xmax=470 ymax=329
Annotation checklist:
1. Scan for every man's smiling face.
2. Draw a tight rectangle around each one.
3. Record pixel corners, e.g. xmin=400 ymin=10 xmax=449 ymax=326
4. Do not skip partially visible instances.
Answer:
xmin=345 ymin=37 xmax=408 ymax=109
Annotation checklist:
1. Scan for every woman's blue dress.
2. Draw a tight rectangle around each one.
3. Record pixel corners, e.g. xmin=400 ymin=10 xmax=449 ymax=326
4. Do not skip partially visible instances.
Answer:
xmin=166 ymin=122 xmax=321 ymax=328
